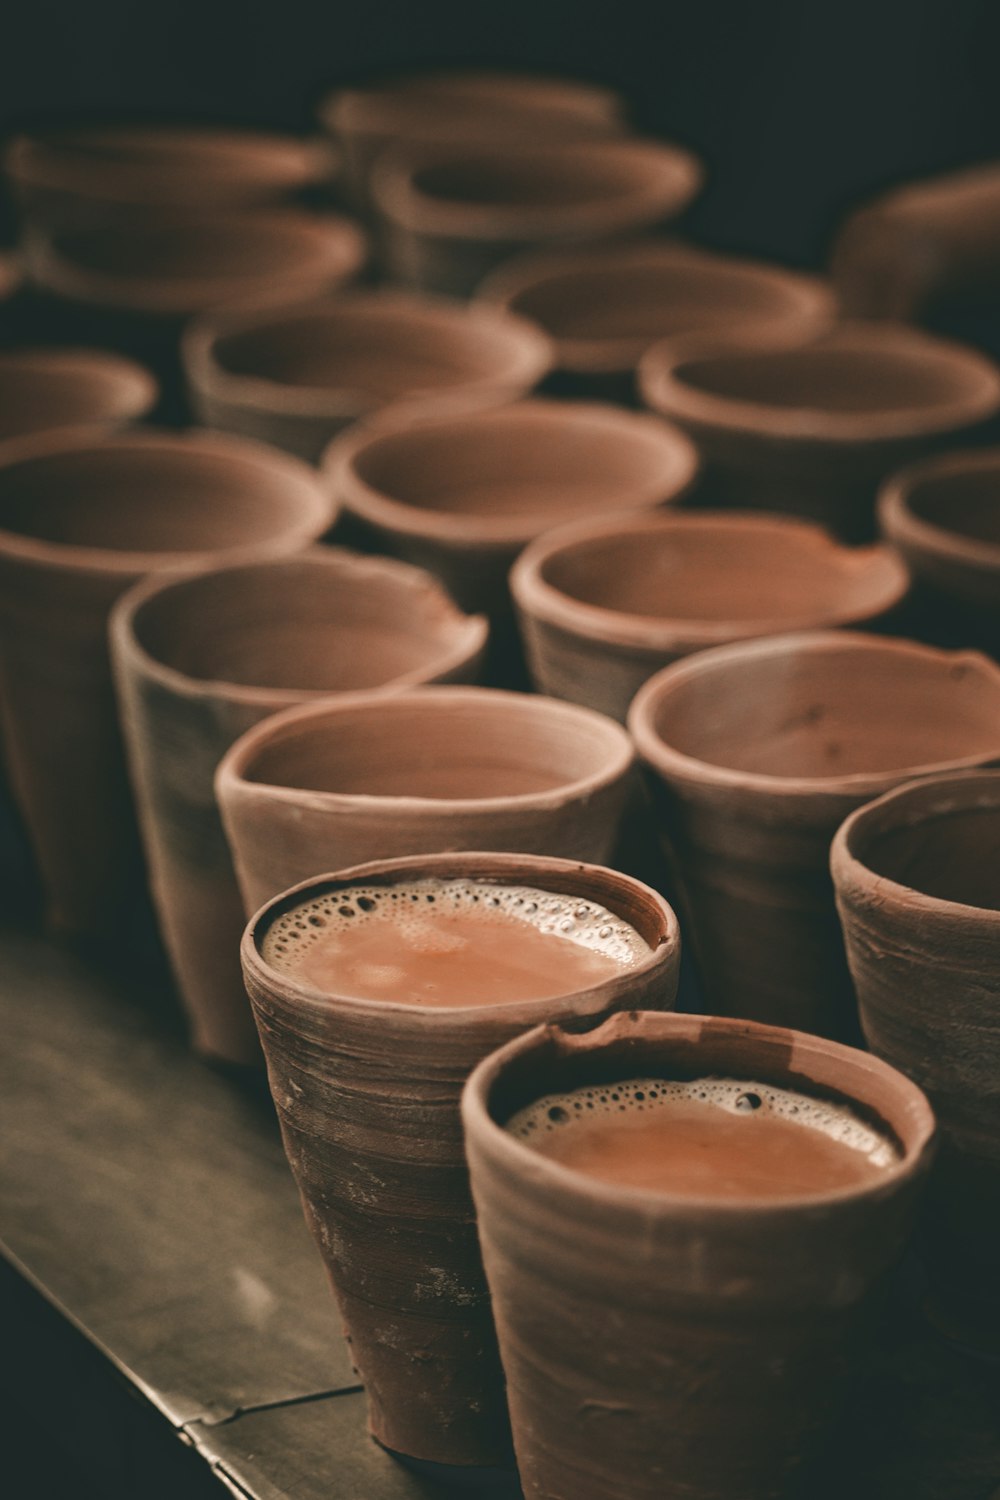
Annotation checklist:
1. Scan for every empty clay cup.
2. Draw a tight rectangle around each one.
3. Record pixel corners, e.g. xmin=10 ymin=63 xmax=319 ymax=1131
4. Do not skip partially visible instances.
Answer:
xmin=242 ymin=850 xmax=681 ymax=1465
xmin=462 ymin=1009 xmax=935 ymax=1500
xmin=832 ymin=770 xmax=1000 ymax=1355
xmin=0 ymin=253 xmax=23 ymax=333
xmin=320 ymin=70 xmax=626 ymax=213
xmin=110 ymin=548 xmax=488 ymax=1065
xmin=372 ymin=138 xmax=703 ymax=296
xmin=478 ymin=239 xmax=834 ymax=401
xmin=5 ymin=125 xmax=338 ymax=237
xmin=216 ymin=686 xmax=636 ymax=917
xmin=628 ymin=630 xmax=1000 ymax=1040
xmin=639 ymin=322 xmax=1000 ymax=539
xmin=0 ymin=347 xmax=157 ymax=442
xmin=0 ymin=427 xmax=333 ymax=937
xmin=324 ymin=397 xmax=699 ymax=623
xmin=878 ymin=447 xmax=1000 ymax=653
xmin=512 ymin=511 xmax=909 ymax=722
xmin=182 ymin=289 xmax=553 ymax=462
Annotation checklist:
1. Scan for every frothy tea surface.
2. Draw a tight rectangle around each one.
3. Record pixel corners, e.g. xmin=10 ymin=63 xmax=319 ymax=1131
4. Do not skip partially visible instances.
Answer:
xmin=261 ymin=878 xmax=650 ymax=1007
xmin=508 ymin=1077 xmax=900 ymax=1199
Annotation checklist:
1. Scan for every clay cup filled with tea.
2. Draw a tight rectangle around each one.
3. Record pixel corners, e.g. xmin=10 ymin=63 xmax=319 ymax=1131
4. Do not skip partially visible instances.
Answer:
xmin=832 ymin=770 xmax=1000 ymax=1355
xmin=0 ymin=428 xmax=333 ymax=937
xmin=639 ymin=322 xmax=1000 ymax=539
xmin=462 ymin=1009 xmax=935 ymax=1500
xmin=216 ymin=685 xmax=635 ymax=916
xmin=110 ymin=548 xmax=487 ymax=1064
xmin=512 ymin=510 xmax=908 ymax=722
xmin=241 ymin=850 xmax=680 ymax=1466
xmin=628 ymin=630 xmax=1000 ymax=1040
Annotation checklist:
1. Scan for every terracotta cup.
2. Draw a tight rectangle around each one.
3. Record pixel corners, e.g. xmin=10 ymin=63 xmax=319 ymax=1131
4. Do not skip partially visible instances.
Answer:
xmin=478 ymin=238 xmax=834 ymax=401
xmin=0 ymin=428 xmax=333 ymax=937
xmin=324 ymin=397 xmax=699 ymax=625
xmin=878 ymin=447 xmax=1000 ymax=653
xmin=182 ymin=289 xmax=553 ymax=462
xmin=832 ymin=770 xmax=1000 ymax=1355
xmin=0 ymin=252 xmax=24 ymax=335
xmin=628 ymin=630 xmax=1000 ymax=1040
xmin=372 ymin=138 xmax=703 ymax=297
xmin=5 ymin=125 xmax=338 ymax=237
xmin=110 ymin=548 xmax=487 ymax=1065
xmin=0 ymin=347 xmax=157 ymax=442
xmin=512 ymin=510 xmax=909 ymax=723
xmin=639 ymin=322 xmax=1000 ymax=540
xmin=242 ymin=850 xmax=680 ymax=1466
xmin=319 ymin=70 xmax=626 ymax=214
xmin=217 ymin=686 xmax=636 ymax=917
xmin=462 ymin=1009 xmax=935 ymax=1500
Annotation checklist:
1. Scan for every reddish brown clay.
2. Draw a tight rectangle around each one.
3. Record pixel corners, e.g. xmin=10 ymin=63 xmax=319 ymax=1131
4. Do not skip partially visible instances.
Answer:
xmin=320 ymin=71 xmax=626 ymax=212
xmin=0 ymin=428 xmax=333 ymax=936
xmin=639 ymin=323 xmax=1000 ymax=540
xmin=830 ymin=163 xmax=1000 ymax=321
xmin=512 ymin=511 xmax=909 ymax=722
xmin=324 ymin=397 xmax=699 ymax=620
xmin=462 ymin=1009 xmax=935 ymax=1500
xmin=242 ymin=850 xmax=681 ymax=1465
xmin=5 ymin=126 xmax=338 ymax=236
xmin=110 ymin=549 xmax=487 ymax=1064
xmin=182 ymin=290 xmax=553 ymax=462
xmin=878 ymin=447 xmax=1000 ymax=653
xmin=372 ymin=139 xmax=703 ymax=296
xmin=216 ymin=686 xmax=636 ymax=916
xmin=0 ymin=347 xmax=157 ymax=442
xmin=832 ymin=770 xmax=1000 ymax=1354
xmin=628 ymin=630 xmax=1000 ymax=1040
xmin=479 ymin=239 xmax=834 ymax=400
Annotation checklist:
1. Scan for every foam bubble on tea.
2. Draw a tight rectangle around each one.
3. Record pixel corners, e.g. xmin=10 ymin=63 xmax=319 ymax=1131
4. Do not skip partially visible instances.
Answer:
xmin=507 ymin=1077 xmax=901 ymax=1198
xmin=261 ymin=878 xmax=651 ymax=1007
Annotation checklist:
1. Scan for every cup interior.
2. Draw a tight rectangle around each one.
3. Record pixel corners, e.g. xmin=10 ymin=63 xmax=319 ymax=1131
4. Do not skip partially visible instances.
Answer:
xmin=410 ymin=149 xmax=652 ymax=210
xmin=54 ymin=219 xmax=330 ymax=282
xmin=847 ymin=787 xmax=1000 ymax=911
xmin=898 ymin=464 xmax=1000 ymax=546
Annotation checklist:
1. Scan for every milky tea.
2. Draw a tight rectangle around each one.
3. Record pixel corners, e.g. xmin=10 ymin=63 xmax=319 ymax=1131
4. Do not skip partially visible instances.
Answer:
xmin=260 ymin=876 xmax=651 ymax=1007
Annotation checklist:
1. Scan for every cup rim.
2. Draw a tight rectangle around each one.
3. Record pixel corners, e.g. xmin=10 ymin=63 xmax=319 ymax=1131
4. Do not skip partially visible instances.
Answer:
xmin=319 ymin=71 xmax=627 ymax=138
xmin=627 ymin=628 xmax=1000 ymax=798
xmin=878 ymin=445 xmax=1000 ymax=573
xmin=462 ymin=1009 xmax=937 ymax=1216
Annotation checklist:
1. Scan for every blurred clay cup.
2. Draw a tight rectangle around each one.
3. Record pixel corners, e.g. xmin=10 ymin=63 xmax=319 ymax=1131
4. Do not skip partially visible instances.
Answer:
xmin=372 ymin=137 xmax=704 ymax=296
xmin=0 ymin=347 xmax=157 ymax=443
xmin=628 ymin=630 xmax=1000 ymax=1041
xmin=511 ymin=510 xmax=909 ymax=722
xmin=182 ymin=289 xmax=553 ymax=463
xmin=319 ymin=70 xmax=627 ymax=213
xmin=832 ymin=769 xmax=1000 ymax=1355
xmin=216 ymin=685 xmax=637 ymax=917
xmin=478 ymin=238 xmax=834 ymax=401
xmin=111 ymin=548 xmax=487 ymax=1065
xmin=462 ymin=1008 xmax=936 ymax=1500
xmin=639 ymin=321 xmax=1000 ymax=540
xmin=241 ymin=848 xmax=680 ymax=1465
xmin=0 ymin=427 xmax=333 ymax=938
xmin=878 ymin=446 xmax=1000 ymax=652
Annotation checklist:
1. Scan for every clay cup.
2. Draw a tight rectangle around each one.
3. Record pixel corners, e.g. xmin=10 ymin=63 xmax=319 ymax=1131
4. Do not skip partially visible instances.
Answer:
xmin=462 ymin=1009 xmax=935 ymax=1500
xmin=0 ymin=347 xmax=157 ymax=443
xmin=628 ymin=630 xmax=1000 ymax=1040
xmin=242 ymin=850 xmax=680 ymax=1465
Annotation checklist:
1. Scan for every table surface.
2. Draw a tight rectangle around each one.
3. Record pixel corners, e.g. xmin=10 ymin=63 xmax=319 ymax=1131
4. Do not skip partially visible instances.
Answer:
xmin=2 ymin=921 xmax=1000 ymax=1500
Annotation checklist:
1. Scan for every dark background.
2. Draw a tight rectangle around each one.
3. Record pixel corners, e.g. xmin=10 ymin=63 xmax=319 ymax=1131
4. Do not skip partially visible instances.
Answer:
xmin=2 ymin=0 xmax=999 ymax=266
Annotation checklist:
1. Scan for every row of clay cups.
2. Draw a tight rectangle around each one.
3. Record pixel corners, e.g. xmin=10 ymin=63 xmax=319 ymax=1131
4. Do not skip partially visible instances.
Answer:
xmin=241 ymin=849 xmax=935 ymax=1496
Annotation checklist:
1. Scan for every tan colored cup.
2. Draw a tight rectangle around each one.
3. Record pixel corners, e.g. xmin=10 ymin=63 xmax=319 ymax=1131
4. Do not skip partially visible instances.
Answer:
xmin=372 ymin=138 xmax=703 ymax=296
xmin=242 ymin=850 xmax=681 ymax=1465
xmin=628 ymin=630 xmax=1000 ymax=1040
xmin=217 ymin=686 xmax=636 ymax=917
xmin=639 ymin=322 xmax=1000 ymax=539
xmin=0 ymin=348 xmax=157 ymax=443
xmin=463 ymin=1009 xmax=935 ymax=1500
xmin=512 ymin=511 xmax=909 ymax=722
xmin=111 ymin=548 xmax=487 ymax=1064
xmin=0 ymin=428 xmax=334 ymax=936
xmin=832 ymin=770 xmax=1000 ymax=1354
xmin=182 ymin=290 xmax=552 ymax=462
